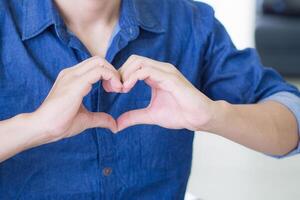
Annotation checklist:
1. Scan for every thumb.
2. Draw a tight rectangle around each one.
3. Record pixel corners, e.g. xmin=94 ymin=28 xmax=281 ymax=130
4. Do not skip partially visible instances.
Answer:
xmin=86 ymin=111 xmax=118 ymax=133
xmin=117 ymin=109 xmax=152 ymax=131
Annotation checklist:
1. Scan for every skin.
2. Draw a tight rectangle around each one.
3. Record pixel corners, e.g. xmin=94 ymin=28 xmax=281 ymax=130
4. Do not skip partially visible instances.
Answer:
xmin=0 ymin=0 xmax=299 ymax=162
xmin=117 ymin=55 xmax=299 ymax=156
xmin=54 ymin=0 xmax=121 ymax=57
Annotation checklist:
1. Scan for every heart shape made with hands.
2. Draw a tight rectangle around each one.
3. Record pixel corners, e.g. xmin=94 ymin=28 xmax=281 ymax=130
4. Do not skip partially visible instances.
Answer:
xmin=40 ymin=55 xmax=204 ymax=142
xmin=86 ymin=55 xmax=205 ymax=133
xmin=95 ymin=55 xmax=196 ymax=133
xmin=100 ymin=63 xmax=156 ymax=133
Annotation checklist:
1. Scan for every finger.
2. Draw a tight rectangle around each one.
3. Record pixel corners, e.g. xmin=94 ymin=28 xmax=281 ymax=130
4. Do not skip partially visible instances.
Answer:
xmin=121 ymin=68 xmax=146 ymax=93
xmin=73 ymin=56 xmax=122 ymax=92
xmin=117 ymin=108 xmax=153 ymax=131
xmin=73 ymin=56 xmax=117 ymax=75
xmin=81 ymin=57 xmax=122 ymax=88
xmin=79 ymin=65 xmax=123 ymax=95
xmin=119 ymin=56 xmax=162 ymax=82
xmin=122 ymin=66 xmax=169 ymax=93
xmin=58 ymin=56 xmax=122 ymax=93
xmin=119 ymin=55 xmax=146 ymax=82
xmin=102 ymin=80 xmax=116 ymax=93
xmin=119 ymin=55 xmax=141 ymax=82
xmin=86 ymin=111 xmax=118 ymax=133
xmin=119 ymin=55 xmax=173 ymax=83
xmin=102 ymin=71 xmax=123 ymax=93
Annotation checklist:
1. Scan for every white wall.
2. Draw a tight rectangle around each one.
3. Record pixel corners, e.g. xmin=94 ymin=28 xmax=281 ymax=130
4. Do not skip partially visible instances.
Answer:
xmin=187 ymin=1 xmax=300 ymax=200
xmin=199 ymin=0 xmax=255 ymax=49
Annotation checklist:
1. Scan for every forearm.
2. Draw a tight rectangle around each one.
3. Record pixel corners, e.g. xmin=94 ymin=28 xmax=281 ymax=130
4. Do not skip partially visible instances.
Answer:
xmin=0 ymin=113 xmax=46 ymax=162
xmin=204 ymin=100 xmax=299 ymax=156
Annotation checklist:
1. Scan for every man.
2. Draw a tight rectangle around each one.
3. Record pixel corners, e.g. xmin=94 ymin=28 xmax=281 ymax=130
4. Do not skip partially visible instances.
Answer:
xmin=0 ymin=0 xmax=300 ymax=199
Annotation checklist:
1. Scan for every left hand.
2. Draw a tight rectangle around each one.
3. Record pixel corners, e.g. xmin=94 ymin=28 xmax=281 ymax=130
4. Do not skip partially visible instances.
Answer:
xmin=117 ymin=55 xmax=216 ymax=132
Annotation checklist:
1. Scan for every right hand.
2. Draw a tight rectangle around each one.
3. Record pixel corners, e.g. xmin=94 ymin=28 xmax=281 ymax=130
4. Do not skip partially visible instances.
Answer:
xmin=30 ymin=56 xmax=122 ymax=144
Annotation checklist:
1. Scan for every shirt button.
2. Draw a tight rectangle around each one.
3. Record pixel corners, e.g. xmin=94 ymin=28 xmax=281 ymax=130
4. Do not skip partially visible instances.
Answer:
xmin=103 ymin=167 xmax=112 ymax=176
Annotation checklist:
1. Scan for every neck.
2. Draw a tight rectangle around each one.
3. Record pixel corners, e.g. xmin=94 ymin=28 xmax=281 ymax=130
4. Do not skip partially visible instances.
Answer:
xmin=54 ymin=0 xmax=121 ymax=29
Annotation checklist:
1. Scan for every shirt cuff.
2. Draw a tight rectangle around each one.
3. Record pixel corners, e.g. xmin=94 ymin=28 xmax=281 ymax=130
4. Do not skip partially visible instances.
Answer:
xmin=259 ymin=91 xmax=300 ymax=158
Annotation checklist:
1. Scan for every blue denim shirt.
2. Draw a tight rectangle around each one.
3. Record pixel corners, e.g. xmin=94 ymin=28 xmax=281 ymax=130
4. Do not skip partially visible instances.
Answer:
xmin=1 ymin=0 xmax=300 ymax=199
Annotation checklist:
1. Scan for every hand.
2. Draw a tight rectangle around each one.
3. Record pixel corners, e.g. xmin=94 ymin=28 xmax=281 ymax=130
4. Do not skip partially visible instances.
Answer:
xmin=117 ymin=55 xmax=215 ymax=132
xmin=31 ymin=56 xmax=122 ymax=144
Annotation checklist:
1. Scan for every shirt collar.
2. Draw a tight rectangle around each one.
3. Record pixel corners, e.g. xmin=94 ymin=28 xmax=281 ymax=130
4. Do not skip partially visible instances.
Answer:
xmin=120 ymin=0 xmax=165 ymax=33
xmin=21 ymin=0 xmax=165 ymax=41
xmin=21 ymin=0 xmax=61 ymax=41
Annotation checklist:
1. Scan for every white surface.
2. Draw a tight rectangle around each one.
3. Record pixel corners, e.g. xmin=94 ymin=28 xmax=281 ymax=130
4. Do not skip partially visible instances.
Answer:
xmin=187 ymin=132 xmax=300 ymax=200
xmin=185 ymin=192 xmax=202 ymax=200
xmin=200 ymin=0 xmax=256 ymax=49
xmin=186 ymin=1 xmax=300 ymax=200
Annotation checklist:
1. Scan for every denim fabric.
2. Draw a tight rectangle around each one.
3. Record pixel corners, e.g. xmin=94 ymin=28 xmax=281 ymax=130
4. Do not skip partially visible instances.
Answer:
xmin=1 ymin=0 xmax=300 ymax=199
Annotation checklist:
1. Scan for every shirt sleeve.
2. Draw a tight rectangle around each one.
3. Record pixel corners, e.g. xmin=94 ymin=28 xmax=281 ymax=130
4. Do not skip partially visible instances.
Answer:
xmin=200 ymin=17 xmax=300 ymax=104
xmin=200 ymin=15 xmax=300 ymax=157
xmin=259 ymin=92 xmax=300 ymax=158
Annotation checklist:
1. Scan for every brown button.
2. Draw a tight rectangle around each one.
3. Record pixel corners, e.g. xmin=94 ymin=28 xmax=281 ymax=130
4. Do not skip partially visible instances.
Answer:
xmin=103 ymin=167 xmax=112 ymax=176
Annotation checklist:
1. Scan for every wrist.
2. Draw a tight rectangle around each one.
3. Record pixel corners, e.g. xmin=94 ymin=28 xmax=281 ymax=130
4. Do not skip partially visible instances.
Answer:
xmin=0 ymin=112 xmax=49 ymax=162
xmin=15 ymin=112 xmax=50 ymax=149
xmin=199 ymin=100 xmax=231 ymax=133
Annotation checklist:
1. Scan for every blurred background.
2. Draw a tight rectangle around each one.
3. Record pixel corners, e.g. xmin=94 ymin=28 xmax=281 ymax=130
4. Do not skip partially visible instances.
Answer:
xmin=186 ymin=0 xmax=300 ymax=200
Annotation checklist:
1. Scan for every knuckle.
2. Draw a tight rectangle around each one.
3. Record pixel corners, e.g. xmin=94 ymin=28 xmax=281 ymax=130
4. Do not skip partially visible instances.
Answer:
xmin=98 ymin=67 xmax=108 ymax=77
xmin=59 ymin=68 xmax=67 ymax=76
xmin=91 ymin=55 xmax=103 ymax=62
xmin=166 ymin=64 xmax=180 ymax=76
xmin=95 ymin=58 xmax=105 ymax=67
xmin=93 ymin=55 xmax=102 ymax=60
xmin=58 ymin=68 xmax=70 ymax=79
xmin=138 ymin=59 xmax=145 ymax=68
xmin=166 ymin=63 xmax=177 ymax=71
xmin=134 ymin=60 xmax=146 ymax=72
xmin=88 ymin=56 xmax=105 ymax=68
xmin=130 ymin=54 xmax=139 ymax=61
xmin=97 ymin=58 xmax=106 ymax=66
xmin=166 ymin=63 xmax=174 ymax=68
